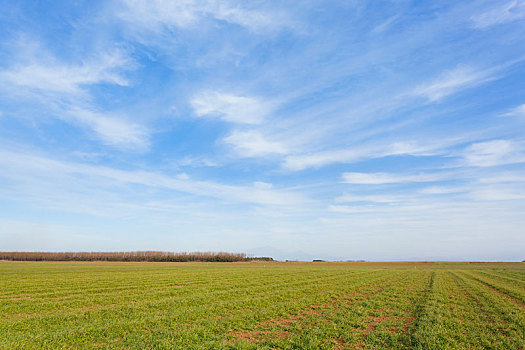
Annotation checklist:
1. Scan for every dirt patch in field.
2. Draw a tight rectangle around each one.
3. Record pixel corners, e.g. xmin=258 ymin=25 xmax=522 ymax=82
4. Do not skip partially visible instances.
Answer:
xmin=227 ymin=330 xmax=288 ymax=344
xmin=226 ymin=275 xmax=411 ymax=346
xmin=353 ymin=315 xmax=395 ymax=350
xmin=259 ymin=303 xmax=328 ymax=328
xmin=227 ymin=287 xmax=386 ymax=344
xmin=402 ymin=317 xmax=415 ymax=333
xmin=93 ymin=338 xmax=122 ymax=347
xmin=355 ymin=341 xmax=365 ymax=349
xmin=226 ymin=295 xmax=347 ymax=343
xmin=333 ymin=337 xmax=346 ymax=349
xmin=9 ymin=296 xmax=34 ymax=301
xmin=257 ymin=293 xmax=354 ymax=329
xmin=363 ymin=315 xmax=390 ymax=335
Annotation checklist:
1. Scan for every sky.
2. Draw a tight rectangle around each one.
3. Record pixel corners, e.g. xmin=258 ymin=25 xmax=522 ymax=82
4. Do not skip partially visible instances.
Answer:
xmin=0 ymin=0 xmax=524 ymax=261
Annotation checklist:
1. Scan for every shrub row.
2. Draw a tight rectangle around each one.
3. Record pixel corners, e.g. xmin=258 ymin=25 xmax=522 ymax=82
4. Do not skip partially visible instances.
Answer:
xmin=0 ymin=251 xmax=273 ymax=262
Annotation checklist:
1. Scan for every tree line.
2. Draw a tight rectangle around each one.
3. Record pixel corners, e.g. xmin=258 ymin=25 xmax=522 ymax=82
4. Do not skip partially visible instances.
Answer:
xmin=0 ymin=251 xmax=273 ymax=262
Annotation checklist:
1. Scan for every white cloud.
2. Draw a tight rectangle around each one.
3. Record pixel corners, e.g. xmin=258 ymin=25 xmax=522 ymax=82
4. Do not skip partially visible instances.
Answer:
xmin=223 ymin=130 xmax=288 ymax=157
xmin=477 ymin=172 xmax=525 ymax=184
xmin=211 ymin=2 xmax=290 ymax=32
xmin=282 ymin=141 xmax=442 ymax=171
xmin=118 ymin=0 xmax=292 ymax=33
xmin=328 ymin=205 xmax=378 ymax=214
xmin=387 ymin=142 xmax=428 ymax=156
xmin=341 ymin=172 xmax=448 ymax=185
xmin=502 ymin=103 xmax=525 ymax=118
xmin=335 ymin=194 xmax=401 ymax=203
xmin=191 ymin=91 xmax=271 ymax=124
xmin=371 ymin=15 xmax=400 ymax=34
xmin=463 ymin=139 xmax=525 ymax=167
xmin=283 ymin=148 xmax=371 ymax=171
xmin=413 ymin=65 xmax=494 ymax=102
xmin=471 ymin=186 xmax=525 ymax=201
xmin=179 ymin=155 xmax=218 ymax=167
xmin=67 ymin=108 xmax=150 ymax=149
xmin=0 ymin=44 xmax=149 ymax=150
xmin=0 ymin=50 xmax=131 ymax=94
xmin=419 ymin=186 xmax=463 ymax=195
xmin=254 ymin=181 xmax=272 ymax=189
xmin=471 ymin=0 xmax=525 ymax=29
xmin=119 ymin=0 xmax=200 ymax=29
xmin=0 ymin=150 xmax=304 ymax=207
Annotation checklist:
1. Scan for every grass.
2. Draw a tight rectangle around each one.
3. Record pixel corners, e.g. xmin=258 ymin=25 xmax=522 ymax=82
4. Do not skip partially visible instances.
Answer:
xmin=1 ymin=261 xmax=524 ymax=349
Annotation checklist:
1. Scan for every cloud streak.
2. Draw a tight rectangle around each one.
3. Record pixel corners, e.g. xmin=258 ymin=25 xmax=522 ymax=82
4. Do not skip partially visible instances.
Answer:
xmin=471 ymin=0 xmax=525 ymax=29
xmin=0 ymin=43 xmax=151 ymax=150
xmin=462 ymin=140 xmax=525 ymax=167
xmin=67 ymin=108 xmax=150 ymax=149
xmin=412 ymin=65 xmax=495 ymax=102
xmin=191 ymin=91 xmax=272 ymax=124
xmin=341 ymin=172 xmax=450 ymax=185
xmin=118 ymin=0 xmax=294 ymax=33
xmin=0 ymin=49 xmax=131 ymax=95
xmin=223 ymin=130 xmax=289 ymax=157
xmin=0 ymin=149 xmax=305 ymax=207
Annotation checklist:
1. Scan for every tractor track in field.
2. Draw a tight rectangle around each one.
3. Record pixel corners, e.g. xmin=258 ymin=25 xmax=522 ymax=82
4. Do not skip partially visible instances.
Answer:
xmin=474 ymin=270 xmax=525 ymax=285
xmin=474 ymin=280 xmax=524 ymax=309
xmin=399 ymin=271 xmax=436 ymax=348
xmin=344 ymin=272 xmax=432 ymax=350
xmin=459 ymin=272 xmax=525 ymax=309
xmin=448 ymin=271 xmax=500 ymax=325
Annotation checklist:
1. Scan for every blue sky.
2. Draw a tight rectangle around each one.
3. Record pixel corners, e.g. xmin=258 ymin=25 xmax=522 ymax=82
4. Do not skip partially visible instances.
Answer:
xmin=1 ymin=1 xmax=524 ymax=261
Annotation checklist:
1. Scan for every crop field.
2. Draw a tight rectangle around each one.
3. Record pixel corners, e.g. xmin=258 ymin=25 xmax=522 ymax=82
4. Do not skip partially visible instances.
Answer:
xmin=1 ymin=262 xmax=524 ymax=349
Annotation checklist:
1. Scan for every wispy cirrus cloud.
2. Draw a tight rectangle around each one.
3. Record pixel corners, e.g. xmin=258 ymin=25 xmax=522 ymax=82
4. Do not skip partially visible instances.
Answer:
xmin=282 ymin=140 xmax=445 ymax=171
xmin=283 ymin=148 xmax=370 ymax=172
xmin=0 ymin=42 xmax=149 ymax=150
xmin=118 ymin=0 xmax=294 ymax=33
xmin=477 ymin=172 xmax=525 ymax=184
xmin=471 ymin=0 xmax=525 ymax=29
xmin=501 ymin=103 xmax=525 ymax=118
xmin=334 ymin=193 xmax=403 ymax=204
xmin=0 ymin=49 xmax=132 ymax=95
xmin=223 ymin=130 xmax=289 ymax=157
xmin=419 ymin=186 xmax=464 ymax=195
xmin=462 ymin=139 xmax=525 ymax=167
xmin=191 ymin=91 xmax=272 ymax=124
xmin=341 ymin=172 xmax=450 ymax=185
xmin=470 ymin=186 xmax=525 ymax=201
xmin=0 ymin=149 xmax=305 ymax=208
xmin=412 ymin=65 xmax=495 ymax=102
xmin=67 ymin=108 xmax=150 ymax=150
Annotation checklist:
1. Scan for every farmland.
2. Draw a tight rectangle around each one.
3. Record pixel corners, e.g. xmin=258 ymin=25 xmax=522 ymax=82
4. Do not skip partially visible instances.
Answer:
xmin=1 ymin=262 xmax=524 ymax=349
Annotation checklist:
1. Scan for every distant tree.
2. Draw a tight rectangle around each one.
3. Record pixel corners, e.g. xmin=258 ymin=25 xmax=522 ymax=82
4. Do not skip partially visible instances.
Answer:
xmin=0 ymin=251 xmax=272 ymax=262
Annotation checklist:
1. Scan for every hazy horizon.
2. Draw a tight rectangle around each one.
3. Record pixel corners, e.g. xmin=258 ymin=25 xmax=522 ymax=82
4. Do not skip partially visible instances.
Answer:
xmin=1 ymin=1 xmax=524 ymax=261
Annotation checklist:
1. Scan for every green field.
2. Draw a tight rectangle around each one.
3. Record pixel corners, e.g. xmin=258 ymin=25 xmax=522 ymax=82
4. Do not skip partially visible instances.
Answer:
xmin=1 ymin=261 xmax=524 ymax=349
